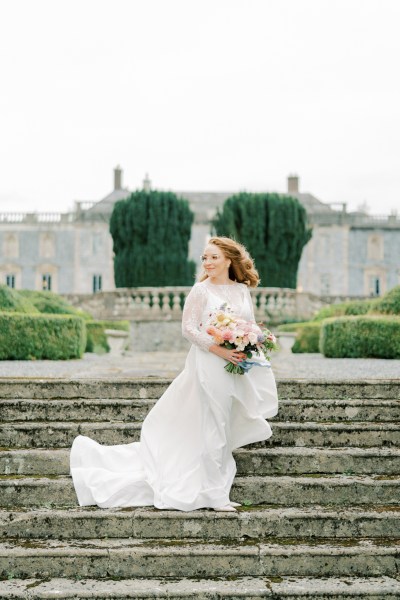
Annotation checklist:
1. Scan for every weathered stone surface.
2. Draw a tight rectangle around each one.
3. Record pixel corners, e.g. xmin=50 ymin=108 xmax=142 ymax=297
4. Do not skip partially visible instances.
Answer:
xmin=1 ymin=476 xmax=399 ymax=509
xmin=1 ymin=539 xmax=399 ymax=579
xmin=0 ymin=378 xmax=399 ymax=400
xmin=3 ymin=447 xmax=400 ymax=477
xmin=1 ymin=376 xmax=399 ymax=596
xmin=1 ymin=506 xmax=400 ymax=540
xmin=0 ymin=379 xmax=168 ymax=400
xmin=0 ymin=399 xmax=155 ymax=422
xmin=1 ymin=397 xmax=399 ymax=423
xmin=1 ymin=421 xmax=399 ymax=449
xmin=1 ymin=576 xmax=399 ymax=599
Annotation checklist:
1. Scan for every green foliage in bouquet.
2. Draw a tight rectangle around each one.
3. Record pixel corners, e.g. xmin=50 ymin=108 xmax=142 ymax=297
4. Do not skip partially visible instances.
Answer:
xmin=0 ymin=285 xmax=38 ymax=314
xmin=212 ymin=193 xmax=312 ymax=288
xmin=110 ymin=190 xmax=196 ymax=286
xmin=372 ymin=285 xmax=400 ymax=315
xmin=290 ymin=322 xmax=321 ymax=353
xmin=85 ymin=320 xmax=130 ymax=354
xmin=0 ymin=313 xmax=86 ymax=360
xmin=320 ymin=315 xmax=400 ymax=358
xmin=19 ymin=289 xmax=92 ymax=320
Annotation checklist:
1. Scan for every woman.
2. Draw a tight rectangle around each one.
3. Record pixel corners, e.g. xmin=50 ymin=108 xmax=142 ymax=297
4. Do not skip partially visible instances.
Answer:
xmin=70 ymin=236 xmax=278 ymax=512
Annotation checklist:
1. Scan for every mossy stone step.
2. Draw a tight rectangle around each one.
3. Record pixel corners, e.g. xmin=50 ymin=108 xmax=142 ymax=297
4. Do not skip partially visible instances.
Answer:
xmin=1 ymin=421 xmax=399 ymax=449
xmin=0 ymin=378 xmax=399 ymax=400
xmin=1 ymin=506 xmax=400 ymax=540
xmin=1 ymin=398 xmax=398 ymax=422
xmin=2 ymin=447 xmax=399 ymax=477
xmin=1 ymin=576 xmax=400 ymax=599
xmin=1 ymin=538 xmax=399 ymax=579
xmin=1 ymin=475 xmax=399 ymax=509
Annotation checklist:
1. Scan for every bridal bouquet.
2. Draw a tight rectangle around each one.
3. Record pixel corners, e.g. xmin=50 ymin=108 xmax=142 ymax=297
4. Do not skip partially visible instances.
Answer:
xmin=206 ymin=303 xmax=278 ymax=375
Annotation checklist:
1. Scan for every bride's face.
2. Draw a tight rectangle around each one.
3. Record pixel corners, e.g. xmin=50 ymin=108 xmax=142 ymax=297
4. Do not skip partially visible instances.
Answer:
xmin=201 ymin=244 xmax=230 ymax=278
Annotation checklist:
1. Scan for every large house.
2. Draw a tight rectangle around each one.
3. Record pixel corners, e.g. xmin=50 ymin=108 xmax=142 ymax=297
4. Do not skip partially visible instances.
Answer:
xmin=1 ymin=167 xmax=399 ymax=297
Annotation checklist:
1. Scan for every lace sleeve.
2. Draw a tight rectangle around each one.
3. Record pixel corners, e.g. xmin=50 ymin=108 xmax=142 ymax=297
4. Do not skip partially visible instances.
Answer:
xmin=182 ymin=283 xmax=214 ymax=352
xmin=244 ymin=285 xmax=256 ymax=321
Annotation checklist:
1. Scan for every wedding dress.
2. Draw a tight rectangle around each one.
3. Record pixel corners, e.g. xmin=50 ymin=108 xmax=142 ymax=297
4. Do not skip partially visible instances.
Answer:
xmin=70 ymin=279 xmax=279 ymax=511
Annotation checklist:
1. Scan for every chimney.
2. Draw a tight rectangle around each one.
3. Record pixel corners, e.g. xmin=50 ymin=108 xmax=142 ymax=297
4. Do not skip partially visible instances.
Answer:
xmin=114 ymin=165 xmax=122 ymax=190
xmin=288 ymin=173 xmax=299 ymax=194
xmin=143 ymin=173 xmax=151 ymax=191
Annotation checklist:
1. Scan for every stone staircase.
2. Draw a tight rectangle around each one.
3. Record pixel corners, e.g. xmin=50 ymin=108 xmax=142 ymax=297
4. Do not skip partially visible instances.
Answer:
xmin=0 ymin=377 xmax=399 ymax=599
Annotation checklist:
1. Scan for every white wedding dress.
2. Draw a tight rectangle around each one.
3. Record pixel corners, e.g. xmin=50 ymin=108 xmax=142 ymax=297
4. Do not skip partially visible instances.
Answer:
xmin=70 ymin=279 xmax=278 ymax=511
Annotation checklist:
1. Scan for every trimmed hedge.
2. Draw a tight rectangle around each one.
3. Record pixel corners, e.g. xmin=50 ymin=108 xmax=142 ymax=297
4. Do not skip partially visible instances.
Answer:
xmin=312 ymin=299 xmax=379 ymax=321
xmin=85 ymin=320 xmax=130 ymax=354
xmin=291 ymin=323 xmax=321 ymax=353
xmin=278 ymin=321 xmax=311 ymax=332
xmin=19 ymin=289 xmax=92 ymax=320
xmin=0 ymin=285 xmax=38 ymax=314
xmin=320 ymin=315 xmax=400 ymax=359
xmin=0 ymin=313 xmax=86 ymax=360
xmin=373 ymin=285 xmax=400 ymax=315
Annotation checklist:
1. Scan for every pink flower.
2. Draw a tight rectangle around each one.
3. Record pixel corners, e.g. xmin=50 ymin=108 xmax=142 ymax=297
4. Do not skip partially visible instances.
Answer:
xmin=222 ymin=330 xmax=234 ymax=342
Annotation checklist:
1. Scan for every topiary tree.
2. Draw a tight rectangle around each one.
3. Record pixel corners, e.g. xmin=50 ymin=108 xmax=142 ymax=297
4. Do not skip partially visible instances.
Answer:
xmin=110 ymin=190 xmax=195 ymax=287
xmin=212 ymin=193 xmax=312 ymax=288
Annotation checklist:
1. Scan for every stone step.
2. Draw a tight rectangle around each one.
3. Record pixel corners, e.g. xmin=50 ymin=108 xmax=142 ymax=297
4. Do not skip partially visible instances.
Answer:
xmin=1 ymin=421 xmax=399 ymax=449
xmin=1 ymin=576 xmax=400 ymax=599
xmin=2 ymin=447 xmax=400 ymax=477
xmin=6 ymin=576 xmax=400 ymax=600
xmin=1 ymin=398 xmax=399 ymax=423
xmin=2 ymin=506 xmax=400 ymax=540
xmin=0 ymin=475 xmax=399 ymax=509
xmin=1 ymin=538 xmax=399 ymax=580
xmin=1 ymin=378 xmax=399 ymax=400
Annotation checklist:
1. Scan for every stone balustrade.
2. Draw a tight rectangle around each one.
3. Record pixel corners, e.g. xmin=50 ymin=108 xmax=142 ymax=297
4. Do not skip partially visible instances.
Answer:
xmin=64 ymin=286 xmax=344 ymax=323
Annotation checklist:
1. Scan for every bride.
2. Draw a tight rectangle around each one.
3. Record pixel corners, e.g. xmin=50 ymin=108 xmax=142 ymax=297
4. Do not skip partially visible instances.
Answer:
xmin=70 ymin=236 xmax=278 ymax=512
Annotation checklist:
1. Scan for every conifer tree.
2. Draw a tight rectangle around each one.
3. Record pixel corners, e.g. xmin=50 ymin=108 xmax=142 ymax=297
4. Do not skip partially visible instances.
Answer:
xmin=110 ymin=190 xmax=195 ymax=286
xmin=212 ymin=193 xmax=312 ymax=288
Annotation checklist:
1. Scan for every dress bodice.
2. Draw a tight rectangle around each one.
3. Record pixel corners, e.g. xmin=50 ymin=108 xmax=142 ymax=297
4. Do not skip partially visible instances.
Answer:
xmin=182 ymin=279 xmax=255 ymax=351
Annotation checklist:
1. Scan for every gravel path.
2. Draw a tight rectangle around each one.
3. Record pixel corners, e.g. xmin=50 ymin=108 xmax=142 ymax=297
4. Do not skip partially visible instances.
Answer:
xmin=0 ymin=348 xmax=399 ymax=380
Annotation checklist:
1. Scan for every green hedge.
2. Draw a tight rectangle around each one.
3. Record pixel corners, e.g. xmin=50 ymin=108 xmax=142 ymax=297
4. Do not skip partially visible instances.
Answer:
xmin=19 ymin=290 xmax=92 ymax=319
xmin=373 ymin=285 xmax=400 ymax=315
xmin=0 ymin=285 xmax=38 ymax=314
xmin=320 ymin=315 xmax=400 ymax=358
xmin=85 ymin=320 xmax=130 ymax=354
xmin=312 ymin=299 xmax=379 ymax=321
xmin=291 ymin=323 xmax=321 ymax=353
xmin=0 ymin=313 xmax=86 ymax=360
xmin=278 ymin=321 xmax=311 ymax=332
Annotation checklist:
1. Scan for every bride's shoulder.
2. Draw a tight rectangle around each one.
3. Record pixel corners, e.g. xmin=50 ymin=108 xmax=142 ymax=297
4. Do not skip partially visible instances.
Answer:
xmin=189 ymin=280 xmax=208 ymax=296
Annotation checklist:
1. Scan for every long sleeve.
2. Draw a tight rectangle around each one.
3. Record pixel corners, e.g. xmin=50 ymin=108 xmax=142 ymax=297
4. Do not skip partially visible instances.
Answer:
xmin=182 ymin=283 xmax=214 ymax=352
xmin=244 ymin=285 xmax=256 ymax=321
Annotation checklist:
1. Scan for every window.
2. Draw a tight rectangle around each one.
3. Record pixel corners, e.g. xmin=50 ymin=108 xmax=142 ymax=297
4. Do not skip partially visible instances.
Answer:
xmin=42 ymin=274 xmax=52 ymax=291
xmin=369 ymin=275 xmax=380 ymax=296
xmin=93 ymin=274 xmax=102 ymax=293
xmin=6 ymin=274 xmax=15 ymax=288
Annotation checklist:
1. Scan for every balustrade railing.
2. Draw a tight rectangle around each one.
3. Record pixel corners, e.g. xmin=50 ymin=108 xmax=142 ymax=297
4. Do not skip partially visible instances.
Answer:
xmin=64 ymin=286 xmax=331 ymax=322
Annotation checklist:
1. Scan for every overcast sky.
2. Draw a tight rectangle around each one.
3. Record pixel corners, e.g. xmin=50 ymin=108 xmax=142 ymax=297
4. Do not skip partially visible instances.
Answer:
xmin=0 ymin=0 xmax=399 ymax=215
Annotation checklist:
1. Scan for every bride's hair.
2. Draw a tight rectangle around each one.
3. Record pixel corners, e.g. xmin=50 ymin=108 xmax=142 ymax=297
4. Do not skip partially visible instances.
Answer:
xmin=199 ymin=236 xmax=260 ymax=288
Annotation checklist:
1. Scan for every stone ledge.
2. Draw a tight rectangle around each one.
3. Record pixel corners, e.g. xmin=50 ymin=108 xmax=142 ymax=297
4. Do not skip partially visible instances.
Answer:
xmin=1 ymin=576 xmax=399 ymax=599
xmin=0 ymin=378 xmax=399 ymax=399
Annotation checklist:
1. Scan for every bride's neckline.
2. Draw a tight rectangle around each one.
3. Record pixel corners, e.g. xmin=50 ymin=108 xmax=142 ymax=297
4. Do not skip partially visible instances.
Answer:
xmin=205 ymin=278 xmax=237 ymax=287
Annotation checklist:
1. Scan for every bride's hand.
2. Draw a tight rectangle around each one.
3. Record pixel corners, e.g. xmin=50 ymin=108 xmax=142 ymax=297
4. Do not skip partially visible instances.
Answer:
xmin=209 ymin=345 xmax=247 ymax=365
